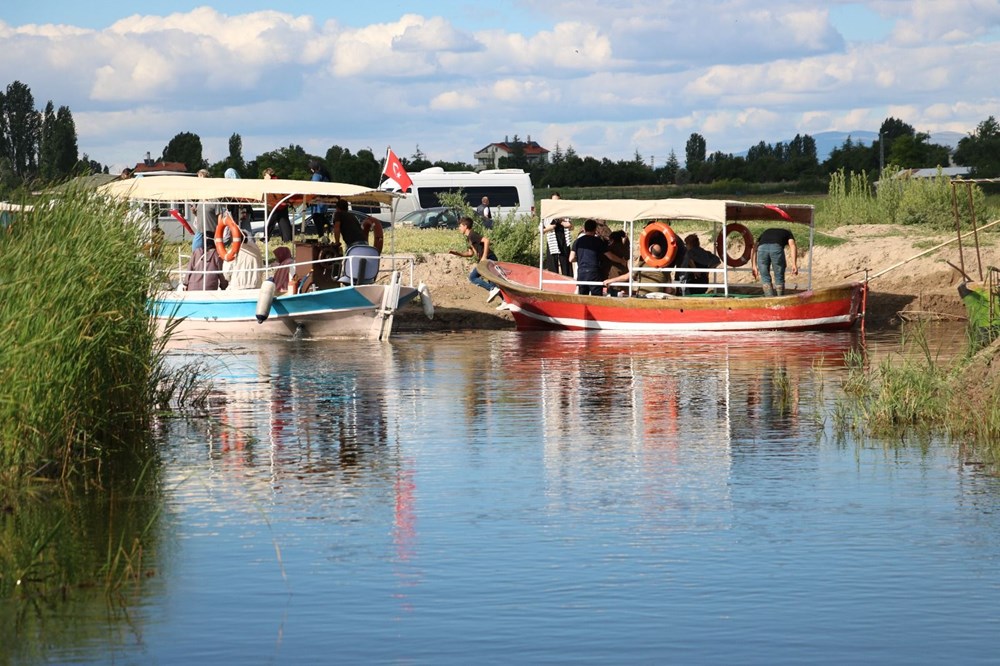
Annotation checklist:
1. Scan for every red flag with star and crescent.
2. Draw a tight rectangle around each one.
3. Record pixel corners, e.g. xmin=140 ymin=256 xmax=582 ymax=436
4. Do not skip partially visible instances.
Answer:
xmin=383 ymin=148 xmax=413 ymax=192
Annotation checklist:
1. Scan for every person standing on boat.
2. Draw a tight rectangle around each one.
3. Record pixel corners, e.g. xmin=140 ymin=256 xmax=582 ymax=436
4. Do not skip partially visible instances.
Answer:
xmin=540 ymin=193 xmax=573 ymax=276
xmin=332 ymin=199 xmax=365 ymax=248
xmin=263 ymin=168 xmax=294 ymax=242
xmin=450 ymin=216 xmax=501 ymax=303
xmin=570 ymin=218 xmax=619 ymax=296
xmin=751 ymin=228 xmax=798 ymax=296
xmin=308 ymin=159 xmax=332 ymax=236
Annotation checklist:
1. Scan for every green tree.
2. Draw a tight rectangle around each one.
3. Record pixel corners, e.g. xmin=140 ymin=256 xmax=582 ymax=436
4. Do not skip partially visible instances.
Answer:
xmin=685 ymin=133 xmax=707 ymax=181
xmin=0 ymin=81 xmax=41 ymax=179
xmin=52 ymin=106 xmax=79 ymax=178
xmin=225 ymin=132 xmax=245 ymax=175
xmin=255 ymin=144 xmax=311 ymax=180
xmin=954 ymin=116 xmax=1000 ymax=178
xmin=824 ymin=136 xmax=876 ymax=177
xmin=38 ymin=101 xmax=57 ymax=180
xmin=161 ymin=132 xmax=204 ymax=172
xmin=661 ymin=150 xmax=680 ymax=184
xmin=888 ymin=132 xmax=950 ymax=169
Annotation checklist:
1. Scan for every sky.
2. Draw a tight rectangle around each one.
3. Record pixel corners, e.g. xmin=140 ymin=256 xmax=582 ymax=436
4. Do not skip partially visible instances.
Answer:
xmin=1 ymin=1 xmax=998 ymax=174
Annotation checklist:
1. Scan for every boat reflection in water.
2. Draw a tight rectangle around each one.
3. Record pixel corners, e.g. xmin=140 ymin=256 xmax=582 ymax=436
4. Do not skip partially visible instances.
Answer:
xmin=497 ymin=331 xmax=859 ymax=520
xmin=175 ymin=332 xmax=860 ymax=498
xmin=173 ymin=341 xmax=401 ymax=474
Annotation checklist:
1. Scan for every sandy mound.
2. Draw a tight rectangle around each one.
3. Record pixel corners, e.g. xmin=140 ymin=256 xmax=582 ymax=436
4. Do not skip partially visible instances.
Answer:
xmin=393 ymin=225 xmax=992 ymax=332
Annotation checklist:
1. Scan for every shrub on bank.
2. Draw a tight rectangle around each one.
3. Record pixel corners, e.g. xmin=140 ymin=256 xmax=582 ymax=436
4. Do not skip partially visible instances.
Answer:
xmin=827 ymin=166 xmax=992 ymax=230
xmin=837 ymin=324 xmax=1000 ymax=465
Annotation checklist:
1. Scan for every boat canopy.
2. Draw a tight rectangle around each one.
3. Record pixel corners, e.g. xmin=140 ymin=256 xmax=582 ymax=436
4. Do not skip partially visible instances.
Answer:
xmin=98 ymin=175 xmax=398 ymax=206
xmin=539 ymin=198 xmax=814 ymax=226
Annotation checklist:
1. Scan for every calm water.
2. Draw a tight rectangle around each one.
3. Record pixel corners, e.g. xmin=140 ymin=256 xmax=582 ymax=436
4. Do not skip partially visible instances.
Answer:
xmin=23 ymin=327 xmax=1000 ymax=664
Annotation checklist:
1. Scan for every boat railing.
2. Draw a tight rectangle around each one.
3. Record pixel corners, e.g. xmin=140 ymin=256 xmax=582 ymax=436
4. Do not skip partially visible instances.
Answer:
xmin=543 ymin=263 xmax=732 ymax=297
xmin=167 ymin=251 xmax=418 ymax=290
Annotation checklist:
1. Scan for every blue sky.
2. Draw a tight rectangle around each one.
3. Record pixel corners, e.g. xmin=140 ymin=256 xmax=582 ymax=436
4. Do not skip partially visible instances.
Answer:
xmin=1 ymin=1 xmax=997 ymax=172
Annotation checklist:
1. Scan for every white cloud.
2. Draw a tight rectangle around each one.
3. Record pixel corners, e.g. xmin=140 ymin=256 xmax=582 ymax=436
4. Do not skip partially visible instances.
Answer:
xmin=0 ymin=2 xmax=997 ymax=167
xmin=430 ymin=90 xmax=478 ymax=111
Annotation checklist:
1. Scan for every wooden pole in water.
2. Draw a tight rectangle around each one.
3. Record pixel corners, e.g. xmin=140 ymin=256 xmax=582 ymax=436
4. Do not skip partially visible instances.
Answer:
xmin=863 ymin=217 xmax=1000 ymax=283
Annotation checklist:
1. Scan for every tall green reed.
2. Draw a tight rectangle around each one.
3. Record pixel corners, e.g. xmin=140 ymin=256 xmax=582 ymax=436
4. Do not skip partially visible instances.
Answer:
xmin=0 ymin=186 xmax=169 ymax=485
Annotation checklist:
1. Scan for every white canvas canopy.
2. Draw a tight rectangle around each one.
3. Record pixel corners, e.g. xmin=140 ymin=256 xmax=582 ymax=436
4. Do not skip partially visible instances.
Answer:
xmin=98 ymin=175 xmax=397 ymax=206
xmin=540 ymin=198 xmax=814 ymax=226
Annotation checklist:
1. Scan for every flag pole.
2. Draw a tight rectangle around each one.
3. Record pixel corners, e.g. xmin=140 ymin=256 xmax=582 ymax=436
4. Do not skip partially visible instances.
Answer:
xmin=377 ymin=146 xmax=390 ymax=188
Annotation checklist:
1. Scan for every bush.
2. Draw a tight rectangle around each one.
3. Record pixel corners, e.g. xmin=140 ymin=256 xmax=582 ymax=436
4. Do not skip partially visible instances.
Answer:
xmin=435 ymin=190 xmax=541 ymax=264
xmin=826 ymin=166 xmax=992 ymax=231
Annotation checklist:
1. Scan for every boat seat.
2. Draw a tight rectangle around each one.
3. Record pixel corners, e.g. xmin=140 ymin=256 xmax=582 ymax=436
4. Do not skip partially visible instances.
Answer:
xmin=339 ymin=243 xmax=380 ymax=285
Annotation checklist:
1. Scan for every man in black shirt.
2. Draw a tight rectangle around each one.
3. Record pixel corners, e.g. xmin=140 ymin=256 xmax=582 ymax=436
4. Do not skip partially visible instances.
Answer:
xmin=751 ymin=227 xmax=798 ymax=296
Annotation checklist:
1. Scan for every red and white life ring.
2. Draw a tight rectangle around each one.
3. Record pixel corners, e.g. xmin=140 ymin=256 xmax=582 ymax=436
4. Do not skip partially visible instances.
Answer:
xmin=715 ymin=223 xmax=754 ymax=268
xmin=214 ymin=211 xmax=243 ymax=261
xmin=638 ymin=221 xmax=679 ymax=268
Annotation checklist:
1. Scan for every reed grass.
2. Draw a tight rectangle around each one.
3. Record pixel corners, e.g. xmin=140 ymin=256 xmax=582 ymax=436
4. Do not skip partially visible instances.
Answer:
xmin=0 ymin=187 xmax=167 ymax=485
xmin=0 ymin=186 xmax=212 ymax=608
xmin=836 ymin=323 xmax=1000 ymax=466
xmin=837 ymin=324 xmax=953 ymax=439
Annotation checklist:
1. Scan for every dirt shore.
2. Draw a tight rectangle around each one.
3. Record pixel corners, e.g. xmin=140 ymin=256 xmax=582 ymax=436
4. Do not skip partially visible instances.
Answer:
xmin=393 ymin=225 xmax=990 ymax=332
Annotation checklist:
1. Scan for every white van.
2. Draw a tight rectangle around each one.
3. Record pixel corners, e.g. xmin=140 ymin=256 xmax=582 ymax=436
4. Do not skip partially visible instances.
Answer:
xmin=377 ymin=167 xmax=535 ymax=222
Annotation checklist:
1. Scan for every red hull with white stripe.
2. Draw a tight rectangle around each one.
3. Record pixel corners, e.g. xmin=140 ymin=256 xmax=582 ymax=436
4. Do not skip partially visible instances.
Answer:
xmin=482 ymin=261 xmax=864 ymax=332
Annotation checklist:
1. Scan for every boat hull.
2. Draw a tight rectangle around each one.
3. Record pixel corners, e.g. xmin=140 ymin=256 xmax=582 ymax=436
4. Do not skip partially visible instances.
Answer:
xmin=154 ymin=284 xmax=418 ymax=340
xmin=484 ymin=262 xmax=864 ymax=332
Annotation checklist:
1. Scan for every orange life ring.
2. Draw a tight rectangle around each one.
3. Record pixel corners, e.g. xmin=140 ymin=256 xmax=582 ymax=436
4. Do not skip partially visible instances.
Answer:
xmin=365 ymin=217 xmax=384 ymax=254
xmin=639 ymin=221 xmax=679 ymax=268
xmin=214 ymin=211 xmax=242 ymax=262
xmin=715 ymin=223 xmax=754 ymax=268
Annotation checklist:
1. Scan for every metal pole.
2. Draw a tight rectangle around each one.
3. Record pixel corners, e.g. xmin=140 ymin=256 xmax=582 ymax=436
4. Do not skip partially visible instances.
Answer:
xmin=966 ymin=182 xmax=983 ymax=281
xmin=951 ymin=181 xmax=966 ymax=279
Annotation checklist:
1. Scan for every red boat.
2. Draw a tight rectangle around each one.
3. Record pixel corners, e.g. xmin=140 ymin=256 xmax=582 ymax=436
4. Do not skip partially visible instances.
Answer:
xmin=479 ymin=199 xmax=865 ymax=332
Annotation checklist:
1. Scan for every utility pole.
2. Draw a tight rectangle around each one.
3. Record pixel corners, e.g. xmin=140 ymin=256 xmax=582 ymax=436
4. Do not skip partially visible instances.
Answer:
xmin=879 ymin=131 xmax=885 ymax=175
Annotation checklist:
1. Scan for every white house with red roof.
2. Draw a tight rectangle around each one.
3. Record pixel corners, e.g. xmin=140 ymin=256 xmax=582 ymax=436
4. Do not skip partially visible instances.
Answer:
xmin=474 ymin=136 xmax=549 ymax=169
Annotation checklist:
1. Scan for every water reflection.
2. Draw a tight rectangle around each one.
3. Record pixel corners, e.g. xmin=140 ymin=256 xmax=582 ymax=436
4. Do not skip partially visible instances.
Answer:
xmin=503 ymin=330 xmax=856 ymax=443
xmin=185 ymin=342 xmax=398 ymax=485
xmin=21 ymin=325 xmax=1000 ymax=664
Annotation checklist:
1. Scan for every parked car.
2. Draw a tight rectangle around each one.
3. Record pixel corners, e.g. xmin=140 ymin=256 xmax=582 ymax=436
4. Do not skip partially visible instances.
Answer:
xmin=401 ymin=207 xmax=460 ymax=229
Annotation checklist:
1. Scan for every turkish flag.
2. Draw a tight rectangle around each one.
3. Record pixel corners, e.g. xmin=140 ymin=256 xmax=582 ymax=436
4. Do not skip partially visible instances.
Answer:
xmin=383 ymin=148 xmax=413 ymax=192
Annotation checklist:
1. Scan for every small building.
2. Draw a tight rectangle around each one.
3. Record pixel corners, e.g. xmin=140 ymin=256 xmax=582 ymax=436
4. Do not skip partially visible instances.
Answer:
xmin=132 ymin=151 xmax=189 ymax=175
xmin=874 ymin=166 xmax=971 ymax=191
xmin=893 ymin=166 xmax=970 ymax=180
xmin=474 ymin=136 xmax=549 ymax=170
xmin=133 ymin=161 xmax=188 ymax=175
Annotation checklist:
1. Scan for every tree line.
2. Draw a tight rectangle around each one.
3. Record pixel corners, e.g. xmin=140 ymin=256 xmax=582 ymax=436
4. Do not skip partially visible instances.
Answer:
xmin=230 ymin=116 xmax=995 ymax=192
xmin=3 ymin=78 xmax=999 ymax=197
xmin=0 ymin=80 xmax=101 ymax=194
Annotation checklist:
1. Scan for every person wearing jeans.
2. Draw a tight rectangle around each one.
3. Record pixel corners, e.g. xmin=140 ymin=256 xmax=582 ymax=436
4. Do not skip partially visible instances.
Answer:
xmin=751 ymin=227 xmax=798 ymax=296
xmin=450 ymin=216 xmax=501 ymax=302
